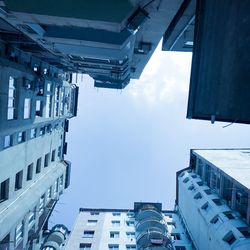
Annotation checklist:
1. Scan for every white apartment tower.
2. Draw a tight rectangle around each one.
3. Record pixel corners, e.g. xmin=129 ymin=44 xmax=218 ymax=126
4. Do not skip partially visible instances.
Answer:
xmin=0 ymin=35 xmax=78 ymax=249
xmin=65 ymin=203 xmax=193 ymax=250
xmin=176 ymin=149 xmax=250 ymax=250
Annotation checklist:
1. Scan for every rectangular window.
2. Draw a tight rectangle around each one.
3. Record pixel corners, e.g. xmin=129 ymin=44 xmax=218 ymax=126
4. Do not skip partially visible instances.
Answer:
xmin=223 ymin=231 xmax=236 ymax=245
xmin=112 ymin=212 xmax=121 ymax=216
xmin=90 ymin=212 xmax=99 ymax=216
xmin=47 ymin=186 xmax=52 ymax=200
xmin=110 ymin=232 xmax=119 ymax=238
xmin=54 ymin=179 xmax=59 ymax=195
xmin=167 ymin=222 xmax=176 ymax=229
xmin=0 ymin=179 xmax=9 ymax=202
xmin=171 ymin=233 xmax=181 ymax=240
xmin=54 ymin=86 xmax=60 ymax=116
xmin=126 ymin=232 xmax=135 ymax=239
xmin=212 ymin=199 xmax=223 ymax=206
xmin=27 ymin=163 xmax=33 ymax=181
xmin=126 ymin=221 xmax=135 ymax=226
xmin=79 ymin=243 xmax=91 ymax=250
xmin=39 ymin=127 xmax=45 ymax=136
xmin=59 ymin=175 xmax=63 ymax=189
xmin=15 ymin=170 xmax=23 ymax=190
xmin=238 ymin=227 xmax=250 ymax=238
xmin=39 ymin=194 xmax=45 ymax=215
xmin=45 ymin=95 xmax=52 ymax=118
xmin=223 ymin=212 xmax=235 ymax=220
xmin=4 ymin=135 xmax=12 ymax=148
xmin=15 ymin=221 xmax=23 ymax=246
xmin=28 ymin=208 xmax=36 ymax=228
xmin=51 ymin=149 xmax=56 ymax=162
xmin=109 ymin=245 xmax=119 ymax=250
xmin=83 ymin=230 xmax=94 ymax=238
xmin=23 ymin=98 xmax=31 ymax=119
xmin=58 ymin=146 xmax=62 ymax=158
xmin=30 ymin=128 xmax=36 ymax=139
xmin=112 ymin=220 xmax=120 ymax=227
xmin=44 ymin=153 xmax=50 ymax=167
xmin=7 ymin=76 xmax=17 ymax=120
xmin=175 ymin=247 xmax=186 ymax=250
xmin=36 ymin=158 xmax=42 ymax=173
xmin=35 ymin=100 xmax=43 ymax=117
xmin=87 ymin=220 xmax=97 ymax=226
xmin=126 ymin=245 xmax=136 ymax=250
xmin=17 ymin=131 xmax=25 ymax=143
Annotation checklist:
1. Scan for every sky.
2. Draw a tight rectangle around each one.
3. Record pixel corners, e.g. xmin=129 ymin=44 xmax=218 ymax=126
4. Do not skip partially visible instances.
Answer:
xmin=50 ymin=42 xmax=250 ymax=230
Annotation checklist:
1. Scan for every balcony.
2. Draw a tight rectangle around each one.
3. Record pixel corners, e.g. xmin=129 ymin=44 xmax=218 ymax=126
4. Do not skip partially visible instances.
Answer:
xmin=136 ymin=209 xmax=163 ymax=222
xmin=136 ymin=219 xmax=167 ymax=235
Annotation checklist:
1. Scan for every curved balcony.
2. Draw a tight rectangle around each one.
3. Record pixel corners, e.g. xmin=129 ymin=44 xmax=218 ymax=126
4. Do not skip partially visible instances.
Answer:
xmin=136 ymin=219 xmax=167 ymax=234
xmin=136 ymin=209 xmax=163 ymax=222
xmin=136 ymin=229 xmax=173 ymax=250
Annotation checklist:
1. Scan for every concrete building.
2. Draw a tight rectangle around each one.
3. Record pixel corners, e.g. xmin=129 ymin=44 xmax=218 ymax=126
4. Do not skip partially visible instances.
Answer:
xmin=162 ymin=0 xmax=250 ymax=124
xmin=0 ymin=25 xmax=78 ymax=249
xmin=65 ymin=202 xmax=193 ymax=250
xmin=1 ymin=0 xmax=187 ymax=89
xmin=176 ymin=149 xmax=250 ymax=250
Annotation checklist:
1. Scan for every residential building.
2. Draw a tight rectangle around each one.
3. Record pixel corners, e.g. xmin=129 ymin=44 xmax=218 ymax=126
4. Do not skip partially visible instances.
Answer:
xmin=0 ymin=21 xmax=78 ymax=249
xmin=176 ymin=149 xmax=250 ymax=250
xmin=1 ymin=0 xmax=186 ymax=89
xmin=65 ymin=203 xmax=193 ymax=250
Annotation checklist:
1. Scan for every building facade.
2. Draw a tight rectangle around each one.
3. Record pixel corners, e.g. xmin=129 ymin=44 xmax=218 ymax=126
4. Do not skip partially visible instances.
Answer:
xmin=65 ymin=202 xmax=193 ymax=250
xmin=0 ymin=29 xmax=78 ymax=249
xmin=0 ymin=0 xmax=185 ymax=89
xmin=176 ymin=149 xmax=250 ymax=250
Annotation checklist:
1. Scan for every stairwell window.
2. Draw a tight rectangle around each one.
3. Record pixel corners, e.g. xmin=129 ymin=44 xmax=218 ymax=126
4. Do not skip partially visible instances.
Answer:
xmin=23 ymin=98 xmax=31 ymax=119
xmin=7 ymin=76 xmax=17 ymax=120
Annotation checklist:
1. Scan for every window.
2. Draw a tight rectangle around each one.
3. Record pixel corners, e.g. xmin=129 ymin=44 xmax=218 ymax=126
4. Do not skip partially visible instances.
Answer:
xmin=39 ymin=127 xmax=45 ymax=136
xmin=188 ymin=185 xmax=194 ymax=191
xmin=109 ymin=244 xmax=119 ymax=250
xmin=171 ymin=233 xmax=181 ymax=240
xmin=223 ymin=212 xmax=235 ymax=220
xmin=54 ymin=86 xmax=60 ymax=116
xmin=223 ymin=231 xmax=236 ymax=245
xmin=4 ymin=135 xmax=12 ymax=148
xmin=15 ymin=170 xmax=23 ymax=190
xmin=23 ymin=98 xmax=31 ymax=119
xmin=36 ymin=158 xmax=42 ymax=173
xmin=0 ymin=179 xmax=9 ymax=202
xmin=39 ymin=194 xmax=45 ymax=215
xmin=183 ymin=177 xmax=189 ymax=183
xmin=197 ymin=181 xmax=203 ymax=186
xmin=238 ymin=227 xmax=250 ymax=238
xmin=112 ymin=212 xmax=121 ymax=216
xmin=127 ymin=212 xmax=134 ymax=217
xmin=201 ymin=202 xmax=209 ymax=211
xmin=126 ymin=245 xmax=136 ymax=250
xmin=7 ymin=76 xmax=17 ymax=120
xmin=210 ymin=215 xmax=220 ymax=224
xmin=35 ymin=100 xmax=43 ymax=116
xmin=30 ymin=128 xmax=36 ymax=139
xmin=47 ymin=186 xmax=52 ymax=200
xmin=51 ymin=149 xmax=56 ymax=162
xmin=44 ymin=153 xmax=50 ymax=167
xmin=194 ymin=192 xmax=202 ymax=200
xmin=164 ymin=213 xmax=173 ymax=218
xmin=167 ymin=222 xmax=176 ymax=229
xmin=110 ymin=232 xmax=119 ymax=238
xmin=27 ymin=163 xmax=33 ymax=181
xmin=79 ymin=243 xmax=91 ymax=250
xmin=28 ymin=208 xmax=36 ymax=227
xmin=90 ymin=212 xmax=99 ymax=216
xmin=126 ymin=221 xmax=135 ymax=226
xmin=54 ymin=179 xmax=59 ymax=195
xmin=45 ymin=94 xmax=52 ymax=118
xmin=112 ymin=220 xmax=120 ymax=227
xmin=126 ymin=232 xmax=135 ymax=239
xmin=87 ymin=220 xmax=97 ymax=226
xmin=15 ymin=221 xmax=23 ymax=246
xmin=175 ymin=247 xmax=186 ymax=250
xmin=58 ymin=146 xmax=62 ymax=158
xmin=47 ymin=82 xmax=51 ymax=92
xmin=212 ymin=199 xmax=223 ymax=206
xmin=204 ymin=189 xmax=212 ymax=195
xmin=17 ymin=131 xmax=25 ymax=143
xmin=59 ymin=175 xmax=63 ymax=189
xmin=83 ymin=230 xmax=94 ymax=238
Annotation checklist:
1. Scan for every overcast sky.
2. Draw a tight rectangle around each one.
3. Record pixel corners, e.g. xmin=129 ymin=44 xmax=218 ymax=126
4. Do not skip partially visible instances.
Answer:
xmin=50 ymin=43 xmax=250 ymax=229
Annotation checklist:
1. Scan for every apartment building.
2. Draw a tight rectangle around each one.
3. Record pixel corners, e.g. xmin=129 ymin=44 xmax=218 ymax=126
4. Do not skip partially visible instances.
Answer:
xmin=0 ymin=35 xmax=78 ymax=249
xmin=65 ymin=202 xmax=193 ymax=250
xmin=176 ymin=149 xmax=250 ymax=250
